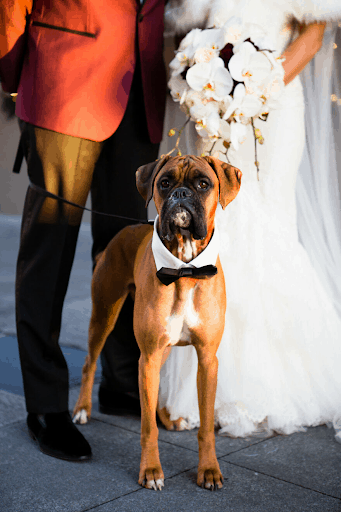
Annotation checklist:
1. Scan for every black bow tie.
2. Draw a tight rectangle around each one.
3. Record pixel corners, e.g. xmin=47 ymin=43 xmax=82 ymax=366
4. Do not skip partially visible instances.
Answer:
xmin=156 ymin=265 xmax=218 ymax=286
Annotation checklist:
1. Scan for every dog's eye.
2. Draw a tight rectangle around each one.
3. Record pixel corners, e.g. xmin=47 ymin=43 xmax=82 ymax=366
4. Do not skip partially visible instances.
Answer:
xmin=160 ymin=179 xmax=170 ymax=189
xmin=198 ymin=180 xmax=209 ymax=190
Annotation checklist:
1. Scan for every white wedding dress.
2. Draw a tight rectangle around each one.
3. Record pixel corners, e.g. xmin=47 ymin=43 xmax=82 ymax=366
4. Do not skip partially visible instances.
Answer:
xmin=159 ymin=0 xmax=341 ymax=438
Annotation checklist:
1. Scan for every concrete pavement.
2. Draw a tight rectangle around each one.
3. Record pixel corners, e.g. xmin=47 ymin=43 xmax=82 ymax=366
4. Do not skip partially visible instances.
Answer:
xmin=1 ymin=213 xmax=341 ymax=512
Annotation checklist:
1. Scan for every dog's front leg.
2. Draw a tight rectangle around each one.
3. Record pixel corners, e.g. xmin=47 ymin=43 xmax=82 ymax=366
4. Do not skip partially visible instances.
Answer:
xmin=195 ymin=349 xmax=223 ymax=490
xmin=138 ymin=349 xmax=165 ymax=491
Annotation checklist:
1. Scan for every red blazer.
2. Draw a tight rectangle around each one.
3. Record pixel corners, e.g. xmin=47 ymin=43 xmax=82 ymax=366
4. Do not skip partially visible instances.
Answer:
xmin=0 ymin=0 xmax=167 ymax=143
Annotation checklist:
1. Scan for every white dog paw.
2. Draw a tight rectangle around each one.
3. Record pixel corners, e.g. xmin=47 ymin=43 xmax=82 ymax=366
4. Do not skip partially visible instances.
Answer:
xmin=146 ymin=478 xmax=164 ymax=491
xmin=73 ymin=409 xmax=88 ymax=425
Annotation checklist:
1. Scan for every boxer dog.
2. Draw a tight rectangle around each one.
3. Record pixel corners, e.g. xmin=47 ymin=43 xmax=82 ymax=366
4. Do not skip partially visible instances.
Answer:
xmin=73 ymin=155 xmax=242 ymax=491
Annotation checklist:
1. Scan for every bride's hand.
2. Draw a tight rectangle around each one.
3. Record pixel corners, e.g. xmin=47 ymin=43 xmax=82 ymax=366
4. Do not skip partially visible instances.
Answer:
xmin=281 ymin=21 xmax=326 ymax=86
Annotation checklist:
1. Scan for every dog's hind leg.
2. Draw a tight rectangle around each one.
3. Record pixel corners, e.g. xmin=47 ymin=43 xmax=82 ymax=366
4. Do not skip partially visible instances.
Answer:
xmin=73 ymin=291 xmax=129 ymax=424
xmin=156 ymin=347 xmax=190 ymax=432
xmin=73 ymin=228 xmax=137 ymax=424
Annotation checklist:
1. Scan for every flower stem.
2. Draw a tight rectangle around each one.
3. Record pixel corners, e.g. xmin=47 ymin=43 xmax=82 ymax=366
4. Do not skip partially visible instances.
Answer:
xmin=165 ymin=118 xmax=190 ymax=157
xmin=208 ymin=140 xmax=218 ymax=156
xmin=251 ymin=118 xmax=260 ymax=181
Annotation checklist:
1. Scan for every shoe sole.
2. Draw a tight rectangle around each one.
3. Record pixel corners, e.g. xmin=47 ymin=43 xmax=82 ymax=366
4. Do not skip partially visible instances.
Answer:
xmin=28 ymin=427 xmax=92 ymax=462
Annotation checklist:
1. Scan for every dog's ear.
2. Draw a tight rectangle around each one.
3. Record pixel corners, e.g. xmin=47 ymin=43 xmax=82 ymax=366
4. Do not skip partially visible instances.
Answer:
xmin=136 ymin=155 xmax=172 ymax=207
xmin=203 ymin=156 xmax=242 ymax=210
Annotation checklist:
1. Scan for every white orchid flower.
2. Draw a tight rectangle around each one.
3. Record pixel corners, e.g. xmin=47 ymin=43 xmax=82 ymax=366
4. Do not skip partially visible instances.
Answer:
xmin=169 ymin=54 xmax=189 ymax=77
xmin=168 ymin=76 xmax=190 ymax=103
xmin=189 ymin=98 xmax=220 ymax=122
xmin=172 ymin=27 xmax=225 ymax=76
xmin=258 ymin=71 xmax=285 ymax=112
xmin=244 ymin=52 xmax=274 ymax=85
xmin=228 ymin=41 xmax=257 ymax=82
xmin=197 ymin=28 xmax=226 ymax=51
xmin=230 ymin=120 xmax=248 ymax=151
xmin=178 ymin=28 xmax=203 ymax=52
xmin=195 ymin=110 xmax=221 ymax=138
xmin=189 ymin=99 xmax=220 ymax=138
xmin=194 ymin=47 xmax=219 ymax=64
xmin=186 ymin=57 xmax=233 ymax=100
xmin=222 ymin=83 xmax=262 ymax=122
xmin=242 ymin=53 xmax=284 ymax=109
xmin=192 ymin=28 xmax=227 ymax=64
xmin=222 ymin=83 xmax=246 ymax=120
xmin=184 ymin=89 xmax=207 ymax=109
xmin=170 ymin=46 xmax=196 ymax=77
xmin=238 ymin=94 xmax=263 ymax=118
xmin=229 ymin=44 xmax=285 ymax=111
xmin=170 ymin=29 xmax=204 ymax=77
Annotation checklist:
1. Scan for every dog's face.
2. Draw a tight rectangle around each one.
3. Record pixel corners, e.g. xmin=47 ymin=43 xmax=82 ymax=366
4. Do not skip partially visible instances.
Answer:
xmin=136 ymin=155 xmax=242 ymax=243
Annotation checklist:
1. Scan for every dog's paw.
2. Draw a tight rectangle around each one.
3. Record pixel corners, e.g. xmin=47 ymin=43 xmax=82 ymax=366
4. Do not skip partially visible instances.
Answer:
xmin=139 ymin=468 xmax=164 ymax=491
xmin=142 ymin=477 xmax=164 ymax=491
xmin=176 ymin=418 xmax=190 ymax=431
xmin=140 ymin=476 xmax=164 ymax=491
xmin=73 ymin=409 xmax=89 ymax=425
xmin=197 ymin=465 xmax=224 ymax=491
xmin=157 ymin=407 xmax=190 ymax=431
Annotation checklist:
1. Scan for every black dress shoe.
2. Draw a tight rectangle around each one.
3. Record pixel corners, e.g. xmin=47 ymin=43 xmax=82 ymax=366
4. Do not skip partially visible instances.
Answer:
xmin=98 ymin=385 xmax=141 ymax=416
xmin=27 ymin=411 xmax=92 ymax=461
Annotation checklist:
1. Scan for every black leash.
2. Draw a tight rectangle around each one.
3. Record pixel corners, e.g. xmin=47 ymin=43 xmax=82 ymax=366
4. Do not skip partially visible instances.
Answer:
xmin=28 ymin=182 xmax=154 ymax=225
xmin=13 ymin=131 xmax=154 ymax=225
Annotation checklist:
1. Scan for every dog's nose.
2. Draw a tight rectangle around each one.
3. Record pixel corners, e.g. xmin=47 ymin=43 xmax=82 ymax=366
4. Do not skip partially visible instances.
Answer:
xmin=171 ymin=187 xmax=192 ymax=200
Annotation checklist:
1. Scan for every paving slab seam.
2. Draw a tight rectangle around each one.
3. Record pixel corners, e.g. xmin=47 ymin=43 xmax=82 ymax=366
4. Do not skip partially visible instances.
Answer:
xmin=224 ymin=460 xmax=341 ymax=501
xmin=90 ymin=417 xmax=141 ymax=437
xmin=75 ymin=467 xmax=199 ymax=512
xmin=216 ymin=434 xmax=277 ymax=458
xmin=73 ymin=487 xmax=144 ymax=512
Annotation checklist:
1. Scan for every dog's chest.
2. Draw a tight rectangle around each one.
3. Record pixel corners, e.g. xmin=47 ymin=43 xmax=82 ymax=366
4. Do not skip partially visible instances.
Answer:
xmin=165 ymin=287 xmax=200 ymax=345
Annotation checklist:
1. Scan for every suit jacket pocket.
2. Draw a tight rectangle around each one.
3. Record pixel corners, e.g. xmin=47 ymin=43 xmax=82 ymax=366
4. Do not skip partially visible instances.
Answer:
xmin=31 ymin=21 xmax=95 ymax=38
xmin=31 ymin=0 xmax=95 ymax=36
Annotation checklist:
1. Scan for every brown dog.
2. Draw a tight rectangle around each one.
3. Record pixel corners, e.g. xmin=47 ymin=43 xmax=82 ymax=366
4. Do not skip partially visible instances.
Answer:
xmin=73 ymin=155 xmax=241 ymax=491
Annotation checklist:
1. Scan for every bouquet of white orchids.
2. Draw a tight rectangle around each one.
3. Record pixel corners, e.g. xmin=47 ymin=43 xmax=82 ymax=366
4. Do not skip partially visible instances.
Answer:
xmin=168 ymin=17 xmax=286 ymax=179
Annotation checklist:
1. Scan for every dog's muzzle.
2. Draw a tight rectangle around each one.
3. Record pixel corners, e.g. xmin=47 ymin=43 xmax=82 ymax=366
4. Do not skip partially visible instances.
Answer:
xmin=169 ymin=188 xmax=192 ymax=229
xmin=159 ymin=187 xmax=207 ymax=242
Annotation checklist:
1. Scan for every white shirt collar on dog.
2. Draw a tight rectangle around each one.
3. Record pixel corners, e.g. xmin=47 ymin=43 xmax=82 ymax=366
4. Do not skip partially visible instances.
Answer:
xmin=151 ymin=215 xmax=219 ymax=271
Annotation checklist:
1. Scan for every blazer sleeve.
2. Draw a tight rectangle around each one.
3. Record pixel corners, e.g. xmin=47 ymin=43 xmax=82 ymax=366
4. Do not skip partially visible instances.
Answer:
xmin=290 ymin=0 xmax=341 ymax=23
xmin=0 ymin=0 xmax=33 ymax=93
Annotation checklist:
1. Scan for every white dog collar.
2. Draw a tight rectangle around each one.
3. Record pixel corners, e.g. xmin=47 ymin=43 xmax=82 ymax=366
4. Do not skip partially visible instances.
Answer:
xmin=151 ymin=215 xmax=219 ymax=271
